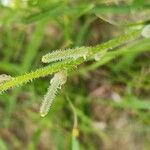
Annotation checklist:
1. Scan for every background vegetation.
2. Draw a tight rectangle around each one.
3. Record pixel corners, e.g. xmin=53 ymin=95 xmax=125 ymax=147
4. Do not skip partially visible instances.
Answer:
xmin=0 ymin=0 xmax=150 ymax=150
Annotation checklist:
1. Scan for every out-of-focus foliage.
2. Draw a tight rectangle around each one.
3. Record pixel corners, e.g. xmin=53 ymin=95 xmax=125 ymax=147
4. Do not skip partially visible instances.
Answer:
xmin=0 ymin=0 xmax=150 ymax=150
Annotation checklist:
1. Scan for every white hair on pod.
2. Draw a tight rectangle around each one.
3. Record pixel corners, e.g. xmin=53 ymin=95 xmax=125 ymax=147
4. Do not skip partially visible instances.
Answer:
xmin=42 ymin=47 xmax=90 ymax=63
xmin=40 ymin=70 xmax=67 ymax=117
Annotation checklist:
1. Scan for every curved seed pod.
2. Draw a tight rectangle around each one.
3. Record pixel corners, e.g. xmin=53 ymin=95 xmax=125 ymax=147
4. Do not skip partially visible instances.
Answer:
xmin=141 ymin=24 xmax=150 ymax=38
xmin=42 ymin=47 xmax=90 ymax=63
xmin=40 ymin=70 xmax=67 ymax=117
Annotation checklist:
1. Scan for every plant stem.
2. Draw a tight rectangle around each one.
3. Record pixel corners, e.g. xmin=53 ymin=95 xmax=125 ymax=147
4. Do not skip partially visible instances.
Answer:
xmin=0 ymin=29 xmax=142 ymax=93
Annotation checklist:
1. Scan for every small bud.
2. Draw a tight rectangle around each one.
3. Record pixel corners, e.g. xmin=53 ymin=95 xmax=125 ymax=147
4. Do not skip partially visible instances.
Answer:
xmin=0 ymin=74 xmax=12 ymax=84
xmin=141 ymin=24 xmax=150 ymax=38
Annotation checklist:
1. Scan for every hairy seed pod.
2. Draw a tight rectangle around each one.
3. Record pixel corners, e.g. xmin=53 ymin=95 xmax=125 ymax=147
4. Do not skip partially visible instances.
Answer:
xmin=40 ymin=70 xmax=67 ymax=117
xmin=42 ymin=47 xmax=90 ymax=63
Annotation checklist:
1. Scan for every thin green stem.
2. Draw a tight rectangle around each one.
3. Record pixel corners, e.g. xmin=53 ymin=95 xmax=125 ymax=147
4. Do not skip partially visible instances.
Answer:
xmin=0 ymin=59 xmax=83 ymax=93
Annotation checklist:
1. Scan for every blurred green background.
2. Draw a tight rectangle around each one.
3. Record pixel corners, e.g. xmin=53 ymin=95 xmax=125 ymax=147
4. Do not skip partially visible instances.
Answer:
xmin=0 ymin=0 xmax=150 ymax=150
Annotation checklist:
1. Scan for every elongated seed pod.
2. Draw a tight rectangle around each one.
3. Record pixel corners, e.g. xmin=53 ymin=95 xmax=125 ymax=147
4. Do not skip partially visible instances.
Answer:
xmin=42 ymin=46 xmax=90 ymax=63
xmin=40 ymin=70 xmax=67 ymax=117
